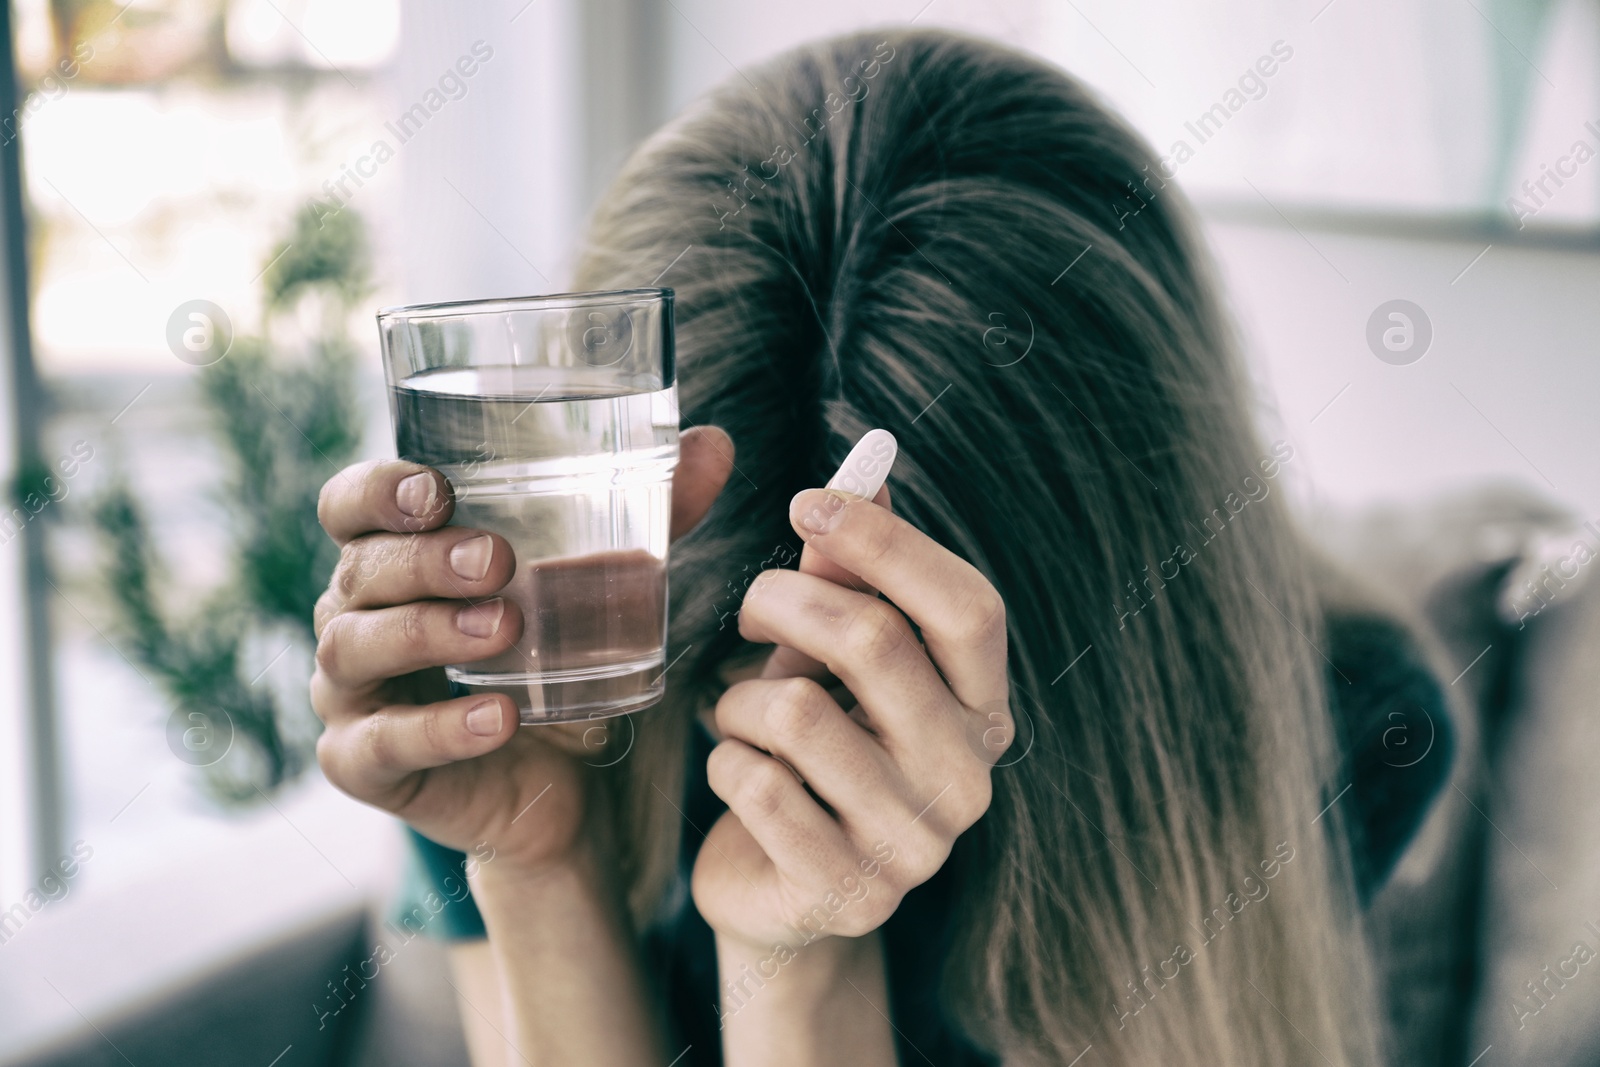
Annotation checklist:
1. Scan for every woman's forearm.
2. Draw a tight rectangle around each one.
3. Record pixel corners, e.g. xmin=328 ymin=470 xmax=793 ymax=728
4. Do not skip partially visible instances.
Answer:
xmin=470 ymin=849 xmax=668 ymax=1066
xmin=715 ymin=931 xmax=898 ymax=1066
xmin=447 ymin=939 xmax=514 ymax=1067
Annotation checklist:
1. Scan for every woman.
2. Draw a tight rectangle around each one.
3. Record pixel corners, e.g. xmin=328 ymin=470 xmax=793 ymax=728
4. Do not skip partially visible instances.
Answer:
xmin=310 ymin=28 xmax=1451 ymax=1065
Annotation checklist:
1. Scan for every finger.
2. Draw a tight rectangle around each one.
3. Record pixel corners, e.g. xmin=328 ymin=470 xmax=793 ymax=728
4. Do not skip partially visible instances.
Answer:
xmin=671 ymin=425 xmax=735 ymax=541
xmin=795 ymin=482 xmax=890 ymax=596
xmin=317 ymin=692 xmax=517 ymax=803
xmin=705 ymin=737 xmax=854 ymax=891
xmin=309 ymin=663 xmax=363 ymax=726
xmin=738 ymin=570 xmax=958 ymax=740
xmin=315 ymin=527 xmax=515 ymax=636
xmin=714 ymin=677 xmax=905 ymax=825
xmin=319 ymin=460 xmax=454 ymax=546
xmin=787 ymin=489 xmax=1008 ymax=709
xmin=315 ymin=597 xmax=523 ymax=691
xmin=761 ymin=482 xmax=891 ymax=683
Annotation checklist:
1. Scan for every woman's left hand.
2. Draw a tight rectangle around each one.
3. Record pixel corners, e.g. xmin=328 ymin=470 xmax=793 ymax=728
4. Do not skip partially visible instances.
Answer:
xmin=692 ymin=487 xmax=1013 ymax=953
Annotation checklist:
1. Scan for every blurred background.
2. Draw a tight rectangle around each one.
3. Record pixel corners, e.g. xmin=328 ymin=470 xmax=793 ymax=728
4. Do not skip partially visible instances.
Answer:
xmin=0 ymin=0 xmax=1595 ymax=1064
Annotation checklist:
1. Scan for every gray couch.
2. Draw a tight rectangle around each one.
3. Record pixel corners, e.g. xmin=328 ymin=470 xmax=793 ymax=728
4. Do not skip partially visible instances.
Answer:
xmin=1333 ymin=485 xmax=1600 ymax=1067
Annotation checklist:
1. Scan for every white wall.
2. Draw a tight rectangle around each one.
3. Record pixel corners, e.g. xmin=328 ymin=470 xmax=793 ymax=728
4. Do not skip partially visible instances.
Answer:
xmin=1207 ymin=216 xmax=1600 ymax=523
xmin=392 ymin=0 xmax=582 ymax=303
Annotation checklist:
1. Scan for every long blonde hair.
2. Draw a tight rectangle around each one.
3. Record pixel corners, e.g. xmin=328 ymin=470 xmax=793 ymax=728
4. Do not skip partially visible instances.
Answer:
xmin=576 ymin=27 xmax=1381 ymax=1066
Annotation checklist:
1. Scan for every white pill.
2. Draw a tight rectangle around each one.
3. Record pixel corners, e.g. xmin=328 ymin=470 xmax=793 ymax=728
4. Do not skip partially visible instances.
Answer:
xmin=825 ymin=428 xmax=897 ymax=500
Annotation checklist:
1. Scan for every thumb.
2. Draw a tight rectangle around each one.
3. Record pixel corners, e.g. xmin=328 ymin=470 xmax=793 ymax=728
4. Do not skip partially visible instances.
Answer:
xmin=671 ymin=425 xmax=735 ymax=541
xmin=761 ymin=481 xmax=891 ymax=683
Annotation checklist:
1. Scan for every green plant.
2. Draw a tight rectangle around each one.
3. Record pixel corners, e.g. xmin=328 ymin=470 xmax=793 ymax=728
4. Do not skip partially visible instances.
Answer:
xmin=91 ymin=205 xmax=370 ymax=803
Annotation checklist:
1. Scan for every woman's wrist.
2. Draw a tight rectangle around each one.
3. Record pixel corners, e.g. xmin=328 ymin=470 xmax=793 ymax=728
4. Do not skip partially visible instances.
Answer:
xmin=714 ymin=929 xmax=874 ymax=1012
xmin=471 ymin=762 xmax=623 ymax=900
xmin=470 ymin=836 xmax=616 ymax=915
xmin=714 ymin=930 xmax=897 ymax=1065
xmin=467 ymin=838 xmax=670 ymax=1065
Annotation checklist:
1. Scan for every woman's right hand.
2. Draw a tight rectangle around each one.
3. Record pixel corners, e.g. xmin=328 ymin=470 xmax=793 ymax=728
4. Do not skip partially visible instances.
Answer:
xmin=309 ymin=426 xmax=734 ymax=873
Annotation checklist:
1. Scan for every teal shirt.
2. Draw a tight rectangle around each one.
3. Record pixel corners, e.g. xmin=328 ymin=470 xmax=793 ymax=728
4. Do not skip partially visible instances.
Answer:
xmin=392 ymin=827 xmax=487 ymax=939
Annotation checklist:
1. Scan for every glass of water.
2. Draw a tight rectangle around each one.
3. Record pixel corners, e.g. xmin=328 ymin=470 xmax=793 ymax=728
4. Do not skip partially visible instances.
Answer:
xmin=377 ymin=289 xmax=678 ymax=725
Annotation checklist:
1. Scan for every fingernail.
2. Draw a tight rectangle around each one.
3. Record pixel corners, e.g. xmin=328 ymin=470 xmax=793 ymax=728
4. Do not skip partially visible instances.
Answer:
xmin=465 ymin=699 xmax=502 ymax=736
xmin=457 ymin=598 xmax=505 ymax=638
xmin=791 ymin=488 xmax=848 ymax=536
xmin=450 ymin=534 xmax=493 ymax=581
xmin=397 ymin=472 xmax=436 ymax=517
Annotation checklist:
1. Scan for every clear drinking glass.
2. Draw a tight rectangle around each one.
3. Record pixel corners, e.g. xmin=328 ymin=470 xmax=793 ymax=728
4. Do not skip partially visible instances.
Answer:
xmin=378 ymin=289 xmax=678 ymax=725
